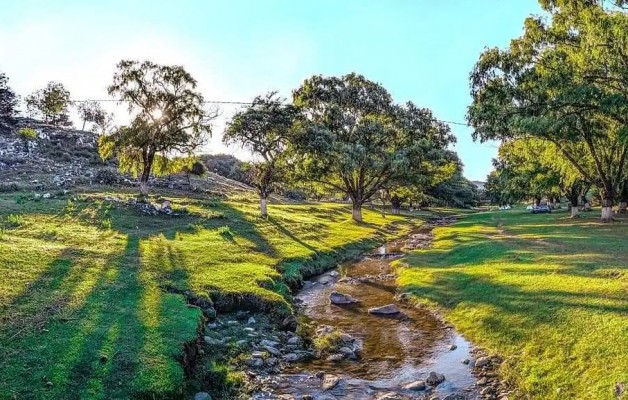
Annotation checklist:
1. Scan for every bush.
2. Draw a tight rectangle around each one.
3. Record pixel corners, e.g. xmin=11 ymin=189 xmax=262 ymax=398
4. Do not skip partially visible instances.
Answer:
xmin=17 ymin=127 xmax=37 ymax=140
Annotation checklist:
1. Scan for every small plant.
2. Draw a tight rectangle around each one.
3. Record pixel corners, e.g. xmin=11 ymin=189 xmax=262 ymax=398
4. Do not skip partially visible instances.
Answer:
xmin=14 ymin=195 xmax=27 ymax=204
xmin=100 ymin=218 xmax=112 ymax=230
xmin=17 ymin=127 xmax=37 ymax=140
xmin=64 ymin=198 xmax=77 ymax=214
xmin=218 ymin=225 xmax=234 ymax=240
xmin=3 ymin=214 xmax=25 ymax=228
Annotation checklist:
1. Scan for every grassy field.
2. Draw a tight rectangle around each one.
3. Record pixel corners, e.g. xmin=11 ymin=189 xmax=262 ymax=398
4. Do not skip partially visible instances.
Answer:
xmin=0 ymin=190 xmax=414 ymax=399
xmin=397 ymin=208 xmax=628 ymax=400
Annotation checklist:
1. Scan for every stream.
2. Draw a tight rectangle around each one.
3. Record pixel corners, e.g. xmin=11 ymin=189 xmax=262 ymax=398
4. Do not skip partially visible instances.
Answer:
xmin=252 ymin=219 xmax=481 ymax=400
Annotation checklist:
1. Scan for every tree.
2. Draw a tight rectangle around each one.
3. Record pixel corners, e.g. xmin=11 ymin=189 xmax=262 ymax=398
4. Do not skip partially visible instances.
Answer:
xmin=224 ymin=92 xmax=299 ymax=217
xmin=77 ymin=100 xmax=112 ymax=132
xmin=0 ymin=72 xmax=18 ymax=118
xmin=293 ymin=73 xmax=455 ymax=221
xmin=467 ymin=1 xmax=628 ymax=221
xmin=25 ymin=81 xmax=72 ymax=126
xmin=99 ymin=60 xmax=214 ymax=196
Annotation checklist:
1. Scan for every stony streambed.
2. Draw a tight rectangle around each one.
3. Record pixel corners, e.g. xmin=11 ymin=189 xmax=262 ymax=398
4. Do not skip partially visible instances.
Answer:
xmin=197 ymin=218 xmax=511 ymax=400
xmin=246 ymin=218 xmax=492 ymax=400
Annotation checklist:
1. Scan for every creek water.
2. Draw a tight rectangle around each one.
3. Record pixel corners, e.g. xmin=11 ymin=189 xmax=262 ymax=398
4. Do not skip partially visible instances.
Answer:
xmin=253 ymin=223 xmax=480 ymax=400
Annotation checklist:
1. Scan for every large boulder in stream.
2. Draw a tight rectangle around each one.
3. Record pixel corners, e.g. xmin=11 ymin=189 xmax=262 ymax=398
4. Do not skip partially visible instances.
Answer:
xmin=426 ymin=371 xmax=446 ymax=386
xmin=329 ymin=291 xmax=359 ymax=305
xmin=368 ymin=304 xmax=400 ymax=315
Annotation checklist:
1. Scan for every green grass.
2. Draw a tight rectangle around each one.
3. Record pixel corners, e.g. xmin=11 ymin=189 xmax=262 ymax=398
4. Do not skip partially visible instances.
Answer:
xmin=0 ymin=191 xmax=414 ymax=399
xmin=397 ymin=209 xmax=628 ymax=400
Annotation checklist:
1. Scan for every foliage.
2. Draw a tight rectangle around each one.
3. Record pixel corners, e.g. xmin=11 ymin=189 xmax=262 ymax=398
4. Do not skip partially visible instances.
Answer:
xmin=0 ymin=72 xmax=18 ymax=118
xmin=77 ymin=100 xmax=113 ymax=133
xmin=100 ymin=60 xmax=214 ymax=195
xmin=398 ymin=209 xmax=628 ymax=399
xmin=292 ymin=73 xmax=455 ymax=221
xmin=25 ymin=81 xmax=72 ymax=126
xmin=467 ymin=1 xmax=628 ymax=219
xmin=17 ymin=127 xmax=37 ymax=140
xmin=224 ymin=92 xmax=300 ymax=216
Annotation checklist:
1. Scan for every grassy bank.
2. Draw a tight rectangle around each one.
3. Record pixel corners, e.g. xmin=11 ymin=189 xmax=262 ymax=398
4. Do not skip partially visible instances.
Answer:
xmin=397 ymin=209 xmax=628 ymax=399
xmin=0 ymin=190 xmax=414 ymax=399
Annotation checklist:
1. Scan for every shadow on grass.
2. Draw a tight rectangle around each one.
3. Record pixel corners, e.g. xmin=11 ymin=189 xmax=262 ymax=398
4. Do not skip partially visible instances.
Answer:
xmin=402 ymin=212 xmax=628 ymax=339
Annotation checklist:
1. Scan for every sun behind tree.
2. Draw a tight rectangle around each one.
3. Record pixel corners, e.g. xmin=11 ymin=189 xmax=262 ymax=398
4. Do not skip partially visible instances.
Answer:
xmin=99 ymin=60 xmax=215 ymax=197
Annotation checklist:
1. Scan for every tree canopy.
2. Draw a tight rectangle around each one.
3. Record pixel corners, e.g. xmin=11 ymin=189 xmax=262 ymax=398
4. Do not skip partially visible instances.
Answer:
xmin=224 ymin=92 xmax=299 ymax=217
xmin=25 ymin=81 xmax=72 ymax=126
xmin=0 ymin=72 xmax=18 ymax=118
xmin=292 ymin=73 xmax=455 ymax=221
xmin=468 ymin=0 xmax=628 ymax=220
xmin=99 ymin=60 xmax=214 ymax=195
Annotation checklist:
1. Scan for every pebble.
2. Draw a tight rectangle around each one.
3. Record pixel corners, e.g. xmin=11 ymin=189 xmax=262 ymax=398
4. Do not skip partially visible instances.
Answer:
xmin=322 ymin=374 xmax=339 ymax=390
xmin=264 ymin=346 xmax=282 ymax=356
xmin=449 ymin=344 xmax=457 ymax=350
xmin=475 ymin=356 xmax=490 ymax=368
xmin=403 ymin=380 xmax=426 ymax=390
xmin=194 ymin=392 xmax=212 ymax=400
xmin=287 ymin=336 xmax=301 ymax=345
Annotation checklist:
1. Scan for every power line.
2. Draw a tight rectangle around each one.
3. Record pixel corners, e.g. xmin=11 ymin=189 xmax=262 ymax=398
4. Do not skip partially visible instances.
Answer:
xmin=70 ymin=98 xmax=473 ymax=127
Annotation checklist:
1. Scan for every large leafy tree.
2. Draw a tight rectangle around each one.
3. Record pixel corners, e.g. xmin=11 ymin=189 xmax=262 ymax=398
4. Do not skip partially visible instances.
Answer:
xmin=468 ymin=1 xmax=628 ymax=220
xmin=0 ymin=72 xmax=18 ymax=118
xmin=99 ymin=60 xmax=214 ymax=196
xmin=293 ymin=73 xmax=455 ymax=221
xmin=25 ymin=81 xmax=72 ymax=126
xmin=224 ymin=92 xmax=299 ymax=217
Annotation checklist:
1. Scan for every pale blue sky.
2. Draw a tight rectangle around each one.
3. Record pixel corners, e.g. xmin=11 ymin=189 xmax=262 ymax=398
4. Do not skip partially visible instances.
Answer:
xmin=0 ymin=1 xmax=541 ymax=181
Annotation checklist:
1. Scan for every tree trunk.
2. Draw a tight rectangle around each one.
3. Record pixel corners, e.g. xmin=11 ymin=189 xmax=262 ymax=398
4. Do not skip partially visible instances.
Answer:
xmin=601 ymin=190 xmax=614 ymax=221
xmin=82 ymin=120 xmax=86 ymax=131
xmin=534 ymin=197 xmax=541 ymax=206
xmin=352 ymin=206 xmax=362 ymax=222
xmin=390 ymin=195 xmax=401 ymax=215
xmin=139 ymin=148 xmax=155 ymax=197
xmin=260 ymin=197 xmax=268 ymax=218
xmin=619 ymin=182 xmax=628 ymax=214
xmin=570 ymin=205 xmax=580 ymax=218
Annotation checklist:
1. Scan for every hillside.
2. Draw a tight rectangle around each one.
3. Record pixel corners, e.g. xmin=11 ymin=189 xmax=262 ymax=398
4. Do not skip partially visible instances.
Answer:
xmin=0 ymin=117 xmax=257 ymax=198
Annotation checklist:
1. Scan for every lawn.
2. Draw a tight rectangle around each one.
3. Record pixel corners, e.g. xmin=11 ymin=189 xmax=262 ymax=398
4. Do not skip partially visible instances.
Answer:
xmin=0 ymin=190 xmax=414 ymax=399
xmin=397 ymin=209 xmax=628 ymax=400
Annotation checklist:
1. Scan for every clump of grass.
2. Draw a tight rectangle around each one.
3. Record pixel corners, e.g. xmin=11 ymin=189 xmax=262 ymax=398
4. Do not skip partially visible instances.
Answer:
xmin=312 ymin=328 xmax=354 ymax=357
xmin=2 ymin=213 xmax=25 ymax=228
xmin=218 ymin=225 xmax=234 ymax=240
xmin=100 ymin=217 xmax=112 ymax=230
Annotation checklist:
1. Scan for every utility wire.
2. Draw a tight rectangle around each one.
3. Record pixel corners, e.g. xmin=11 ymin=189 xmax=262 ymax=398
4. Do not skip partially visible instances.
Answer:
xmin=70 ymin=98 xmax=473 ymax=127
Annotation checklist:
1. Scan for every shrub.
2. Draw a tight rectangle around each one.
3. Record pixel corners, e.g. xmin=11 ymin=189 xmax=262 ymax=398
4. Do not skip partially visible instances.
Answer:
xmin=17 ymin=127 xmax=37 ymax=140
